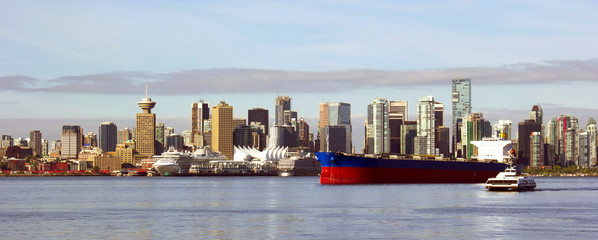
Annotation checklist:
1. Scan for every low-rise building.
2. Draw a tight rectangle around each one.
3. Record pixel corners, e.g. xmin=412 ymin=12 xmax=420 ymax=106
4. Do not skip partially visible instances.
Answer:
xmin=89 ymin=153 xmax=122 ymax=172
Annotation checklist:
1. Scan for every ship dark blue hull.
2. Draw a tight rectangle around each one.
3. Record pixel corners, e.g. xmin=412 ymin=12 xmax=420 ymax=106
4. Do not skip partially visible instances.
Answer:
xmin=315 ymin=152 xmax=507 ymax=184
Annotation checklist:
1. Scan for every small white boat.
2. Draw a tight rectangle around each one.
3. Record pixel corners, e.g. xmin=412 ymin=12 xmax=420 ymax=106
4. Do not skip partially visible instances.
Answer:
xmin=485 ymin=167 xmax=536 ymax=191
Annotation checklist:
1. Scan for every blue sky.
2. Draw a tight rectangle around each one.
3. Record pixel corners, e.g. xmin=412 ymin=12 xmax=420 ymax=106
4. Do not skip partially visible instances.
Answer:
xmin=1 ymin=0 xmax=598 ymax=152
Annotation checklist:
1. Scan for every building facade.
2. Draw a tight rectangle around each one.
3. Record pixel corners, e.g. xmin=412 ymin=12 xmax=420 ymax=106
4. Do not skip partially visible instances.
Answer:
xmin=452 ymin=78 xmax=471 ymax=158
xmin=212 ymin=101 xmax=233 ymax=159
xmin=99 ymin=122 xmax=117 ymax=152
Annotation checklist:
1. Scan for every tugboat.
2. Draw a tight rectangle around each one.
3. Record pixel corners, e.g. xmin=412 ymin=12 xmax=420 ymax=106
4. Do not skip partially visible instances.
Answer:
xmin=485 ymin=167 xmax=536 ymax=191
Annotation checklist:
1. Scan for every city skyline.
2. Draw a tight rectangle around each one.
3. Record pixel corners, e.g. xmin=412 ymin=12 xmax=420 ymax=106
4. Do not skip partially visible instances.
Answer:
xmin=2 ymin=1 xmax=598 ymax=152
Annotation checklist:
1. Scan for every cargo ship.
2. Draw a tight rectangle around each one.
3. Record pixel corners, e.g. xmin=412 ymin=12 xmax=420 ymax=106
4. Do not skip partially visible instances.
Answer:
xmin=315 ymin=152 xmax=508 ymax=184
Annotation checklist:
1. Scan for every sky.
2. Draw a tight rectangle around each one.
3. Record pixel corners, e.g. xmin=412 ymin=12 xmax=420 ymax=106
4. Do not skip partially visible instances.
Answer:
xmin=1 ymin=0 xmax=598 ymax=152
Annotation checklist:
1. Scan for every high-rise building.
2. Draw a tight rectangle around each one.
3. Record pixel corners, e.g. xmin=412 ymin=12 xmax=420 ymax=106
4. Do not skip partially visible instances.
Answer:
xmin=29 ymin=130 xmax=42 ymax=157
xmin=389 ymin=101 xmax=407 ymax=154
xmin=557 ymin=114 xmax=579 ymax=166
xmin=518 ymin=119 xmax=542 ymax=166
xmin=493 ymin=120 xmax=512 ymax=140
xmin=545 ymin=117 xmax=559 ymax=165
xmin=452 ymin=78 xmax=471 ymax=158
xmin=135 ymin=87 xmax=157 ymax=156
xmin=530 ymin=104 xmax=543 ymax=124
xmin=297 ymin=118 xmax=311 ymax=149
xmin=248 ymin=108 xmax=269 ymax=135
xmin=416 ymin=96 xmax=436 ymax=155
xmin=191 ymin=100 xmax=210 ymax=133
xmin=41 ymin=139 xmax=48 ymax=156
xmin=587 ymin=118 xmax=597 ymax=167
xmin=275 ymin=96 xmax=291 ymax=126
xmin=318 ymin=103 xmax=330 ymax=128
xmin=118 ymin=128 xmax=132 ymax=144
xmin=579 ymin=131 xmax=589 ymax=167
xmin=530 ymin=132 xmax=544 ymax=167
xmin=462 ymin=113 xmax=492 ymax=159
xmin=155 ymin=123 xmax=165 ymax=154
xmin=283 ymin=110 xmax=297 ymax=125
xmin=320 ymin=125 xmax=348 ymax=152
xmin=182 ymin=130 xmax=193 ymax=146
xmin=166 ymin=134 xmax=184 ymax=150
xmin=366 ymin=98 xmax=389 ymax=154
xmin=83 ymin=132 xmax=97 ymax=148
xmin=212 ymin=101 xmax=233 ymax=159
xmin=61 ymin=125 xmax=82 ymax=159
xmin=401 ymin=121 xmax=417 ymax=155
xmin=99 ymin=122 xmax=117 ymax=152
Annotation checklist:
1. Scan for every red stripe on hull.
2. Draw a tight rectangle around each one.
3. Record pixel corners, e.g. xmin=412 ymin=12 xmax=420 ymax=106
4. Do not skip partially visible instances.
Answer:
xmin=320 ymin=167 xmax=500 ymax=184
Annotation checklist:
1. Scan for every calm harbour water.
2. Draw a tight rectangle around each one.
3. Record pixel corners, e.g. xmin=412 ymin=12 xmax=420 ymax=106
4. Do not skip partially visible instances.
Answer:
xmin=1 ymin=176 xmax=598 ymax=239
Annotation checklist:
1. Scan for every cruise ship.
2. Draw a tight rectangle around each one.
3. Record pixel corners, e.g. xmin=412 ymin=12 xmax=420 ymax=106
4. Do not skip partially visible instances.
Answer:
xmin=152 ymin=147 xmax=227 ymax=176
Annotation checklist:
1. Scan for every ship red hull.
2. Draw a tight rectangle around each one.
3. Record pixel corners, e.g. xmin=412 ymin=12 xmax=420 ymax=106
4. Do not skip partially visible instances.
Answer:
xmin=316 ymin=152 xmax=507 ymax=184
xmin=320 ymin=166 xmax=500 ymax=184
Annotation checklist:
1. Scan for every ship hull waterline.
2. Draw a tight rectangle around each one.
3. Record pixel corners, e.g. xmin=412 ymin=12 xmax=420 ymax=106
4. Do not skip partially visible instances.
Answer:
xmin=316 ymin=152 xmax=507 ymax=184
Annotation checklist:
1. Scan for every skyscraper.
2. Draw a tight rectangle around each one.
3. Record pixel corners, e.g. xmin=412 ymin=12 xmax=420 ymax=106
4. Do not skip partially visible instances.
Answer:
xmin=518 ymin=119 xmax=542 ymax=166
xmin=416 ymin=96 xmax=436 ymax=155
xmin=99 ymin=122 xmax=117 ymax=152
xmin=248 ymin=108 xmax=269 ymax=135
xmin=136 ymin=86 xmax=157 ymax=156
xmin=587 ymin=118 xmax=597 ymax=167
xmin=530 ymin=104 xmax=543 ymax=124
xmin=30 ymin=130 xmax=42 ymax=157
xmin=191 ymin=100 xmax=209 ymax=133
xmin=61 ymin=125 xmax=81 ymax=159
xmin=366 ymin=98 xmax=389 ymax=154
xmin=212 ymin=101 xmax=233 ymax=159
xmin=462 ymin=113 xmax=492 ymax=159
xmin=452 ymin=78 xmax=471 ymax=157
xmin=493 ymin=120 xmax=512 ymax=140
xmin=275 ymin=96 xmax=291 ymax=126
xmin=388 ymin=101 xmax=407 ymax=154
xmin=319 ymin=102 xmax=352 ymax=153
xmin=117 ymin=128 xmax=132 ymax=144
xmin=155 ymin=122 xmax=165 ymax=154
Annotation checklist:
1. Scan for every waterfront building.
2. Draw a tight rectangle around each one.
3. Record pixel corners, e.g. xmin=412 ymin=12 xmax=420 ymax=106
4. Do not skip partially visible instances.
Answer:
xmin=493 ymin=120 xmax=512 ymax=140
xmin=586 ymin=118 xmax=597 ymax=167
xmin=248 ymin=108 xmax=269 ymax=135
xmin=530 ymin=132 xmax=544 ymax=167
xmin=90 ymin=153 xmax=122 ymax=172
xmin=275 ymin=96 xmax=291 ymax=126
xmin=415 ymin=96 xmax=436 ymax=155
xmin=365 ymin=98 xmax=389 ymax=154
xmin=389 ymin=100 xmax=407 ymax=154
xmin=135 ymin=87 xmax=157 ymax=156
xmin=117 ymin=128 xmax=132 ymax=144
xmin=518 ymin=119 xmax=542 ymax=166
xmin=115 ymin=144 xmax=134 ymax=165
xmin=29 ymin=130 xmax=42 ymax=157
xmin=557 ymin=114 xmax=579 ymax=166
xmin=99 ymin=122 xmax=117 ymax=152
xmin=452 ymin=78 xmax=471 ymax=158
xmin=212 ymin=101 xmax=234 ymax=159
xmin=545 ymin=118 xmax=559 ymax=166
xmin=579 ymin=131 xmax=589 ymax=168
xmin=84 ymin=132 xmax=97 ymax=148
xmin=462 ymin=113 xmax=492 ymax=159
xmin=61 ymin=125 xmax=82 ymax=159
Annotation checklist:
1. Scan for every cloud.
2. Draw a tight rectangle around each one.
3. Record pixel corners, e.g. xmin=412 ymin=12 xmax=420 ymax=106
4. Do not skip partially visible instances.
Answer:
xmin=1 ymin=58 xmax=598 ymax=95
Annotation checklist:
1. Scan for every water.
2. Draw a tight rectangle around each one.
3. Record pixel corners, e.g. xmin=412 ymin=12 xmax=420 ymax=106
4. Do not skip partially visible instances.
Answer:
xmin=1 ymin=176 xmax=598 ymax=239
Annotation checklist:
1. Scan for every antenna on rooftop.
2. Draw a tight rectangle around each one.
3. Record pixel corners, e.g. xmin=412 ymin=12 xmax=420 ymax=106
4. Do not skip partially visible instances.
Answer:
xmin=145 ymin=84 xmax=149 ymax=98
